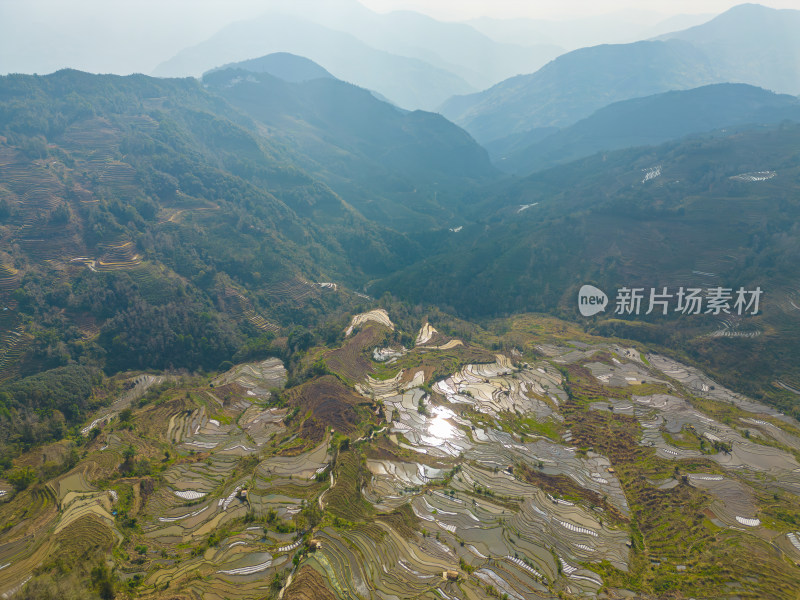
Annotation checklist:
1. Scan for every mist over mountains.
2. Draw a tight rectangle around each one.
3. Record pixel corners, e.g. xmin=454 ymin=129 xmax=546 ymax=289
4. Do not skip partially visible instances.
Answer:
xmin=493 ymin=83 xmax=800 ymax=174
xmin=209 ymin=53 xmax=336 ymax=83
xmin=440 ymin=39 xmax=721 ymax=143
xmin=442 ymin=4 xmax=800 ymax=144
xmin=467 ymin=10 xmax=715 ymax=50
xmin=154 ymin=12 xmax=476 ymax=111
xmin=203 ymin=62 xmax=497 ymax=229
xmin=151 ymin=1 xmax=567 ymax=111
xmin=656 ymin=3 xmax=800 ymax=95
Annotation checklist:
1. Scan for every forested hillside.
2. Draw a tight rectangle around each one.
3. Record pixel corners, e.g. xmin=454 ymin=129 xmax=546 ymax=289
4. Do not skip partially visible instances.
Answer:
xmin=373 ymin=123 xmax=800 ymax=416
xmin=0 ymin=70 xmax=425 ymax=457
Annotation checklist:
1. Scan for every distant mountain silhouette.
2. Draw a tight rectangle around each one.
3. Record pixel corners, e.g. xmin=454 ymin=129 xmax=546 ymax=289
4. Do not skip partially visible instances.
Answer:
xmin=153 ymin=13 xmax=474 ymax=110
xmin=441 ymin=4 xmax=800 ymax=144
xmin=467 ymin=11 xmax=713 ymax=51
xmin=274 ymin=1 xmax=563 ymax=90
xmin=497 ymin=83 xmax=800 ymax=174
xmin=440 ymin=39 xmax=719 ymax=144
xmin=208 ymin=52 xmax=334 ymax=83
xmin=657 ymin=3 xmax=800 ymax=96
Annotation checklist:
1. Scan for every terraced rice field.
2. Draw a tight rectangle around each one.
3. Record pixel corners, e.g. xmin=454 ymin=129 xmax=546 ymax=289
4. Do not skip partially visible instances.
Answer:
xmin=222 ymin=288 xmax=280 ymax=333
xmin=125 ymin=264 xmax=176 ymax=304
xmin=211 ymin=358 xmax=287 ymax=401
xmin=0 ymin=263 xmax=20 ymax=294
xmin=97 ymin=160 xmax=137 ymax=190
xmin=95 ymin=239 xmax=143 ymax=270
xmin=262 ymin=277 xmax=319 ymax=306
xmin=326 ymin=322 xmax=388 ymax=384
xmin=730 ymin=170 xmax=777 ymax=182
xmin=344 ymin=309 xmax=394 ymax=337
xmin=0 ymin=144 xmax=94 ymax=263
xmin=3 ymin=316 xmax=800 ymax=599
xmin=325 ymin=327 xmax=800 ymax=596
xmin=0 ymin=318 xmax=30 ymax=383
xmin=81 ymin=374 xmax=165 ymax=435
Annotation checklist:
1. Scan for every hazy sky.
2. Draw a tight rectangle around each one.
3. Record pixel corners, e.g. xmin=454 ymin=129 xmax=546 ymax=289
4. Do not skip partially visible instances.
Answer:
xmin=1 ymin=0 xmax=797 ymax=75
xmin=6 ymin=0 xmax=799 ymax=36
xmin=359 ymin=0 xmax=800 ymax=19
xmin=4 ymin=0 xmax=797 ymax=22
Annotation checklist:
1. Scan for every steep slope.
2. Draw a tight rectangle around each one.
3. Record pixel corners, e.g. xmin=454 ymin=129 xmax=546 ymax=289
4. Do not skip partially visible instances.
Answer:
xmin=0 ymin=69 xmax=417 ymax=385
xmin=203 ymin=67 xmax=497 ymax=230
xmin=497 ymin=83 xmax=800 ymax=174
xmin=440 ymin=39 xmax=719 ymax=144
xmin=658 ymin=3 xmax=800 ymax=95
xmin=442 ymin=4 xmax=800 ymax=144
xmin=152 ymin=13 xmax=474 ymax=111
xmin=374 ymin=122 xmax=800 ymax=404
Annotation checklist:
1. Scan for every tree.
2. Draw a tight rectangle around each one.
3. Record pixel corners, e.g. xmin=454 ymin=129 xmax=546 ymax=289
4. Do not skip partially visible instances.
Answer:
xmin=417 ymin=397 xmax=427 ymax=416
xmin=123 ymin=445 xmax=135 ymax=461
xmin=91 ymin=564 xmax=115 ymax=600
xmin=298 ymin=503 xmax=323 ymax=531
xmin=120 ymin=445 xmax=136 ymax=473
xmin=288 ymin=326 xmax=314 ymax=353
xmin=7 ymin=466 xmax=36 ymax=491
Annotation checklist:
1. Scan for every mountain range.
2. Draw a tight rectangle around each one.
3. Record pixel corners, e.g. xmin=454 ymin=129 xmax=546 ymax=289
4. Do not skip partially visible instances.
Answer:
xmin=656 ymin=3 xmax=800 ymax=96
xmin=493 ymin=83 xmax=800 ymax=174
xmin=153 ymin=12 xmax=475 ymax=111
xmin=442 ymin=4 xmax=800 ymax=144
xmin=1 ymin=3 xmax=799 ymax=420
xmin=259 ymin=0 xmax=563 ymax=90
xmin=153 ymin=0 xmax=560 ymax=110
xmin=203 ymin=61 xmax=497 ymax=230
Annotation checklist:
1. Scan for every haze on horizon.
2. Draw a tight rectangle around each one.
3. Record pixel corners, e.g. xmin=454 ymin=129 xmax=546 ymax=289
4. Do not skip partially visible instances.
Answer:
xmin=0 ymin=0 xmax=797 ymax=76
xmin=361 ymin=0 xmax=798 ymax=19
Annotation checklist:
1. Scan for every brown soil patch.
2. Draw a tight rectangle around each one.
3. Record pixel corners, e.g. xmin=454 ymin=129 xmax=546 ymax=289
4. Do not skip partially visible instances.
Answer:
xmin=207 ymin=382 xmax=247 ymax=407
xmin=376 ymin=504 xmax=420 ymax=539
xmin=517 ymin=465 xmax=628 ymax=523
xmin=366 ymin=437 xmax=453 ymax=469
xmin=325 ymin=323 xmax=386 ymax=383
xmin=298 ymin=416 xmax=326 ymax=444
xmin=286 ymin=375 xmax=373 ymax=436
xmin=283 ymin=565 xmax=337 ymax=600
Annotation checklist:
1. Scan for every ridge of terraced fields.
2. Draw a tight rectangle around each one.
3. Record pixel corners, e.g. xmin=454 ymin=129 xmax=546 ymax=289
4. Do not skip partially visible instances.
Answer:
xmin=2 ymin=310 xmax=799 ymax=600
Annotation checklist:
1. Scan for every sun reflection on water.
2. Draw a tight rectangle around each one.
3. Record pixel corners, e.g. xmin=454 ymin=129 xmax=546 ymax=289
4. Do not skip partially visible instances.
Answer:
xmin=427 ymin=414 xmax=456 ymax=443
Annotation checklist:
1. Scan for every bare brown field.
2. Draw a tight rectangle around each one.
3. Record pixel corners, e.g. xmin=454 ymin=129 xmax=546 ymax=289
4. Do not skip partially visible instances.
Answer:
xmin=284 ymin=565 xmax=338 ymax=600
xmin=286 ymin=375 xmax=376 ymax=437
xmin=325 ymin=323 xmax=387 ymax=384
